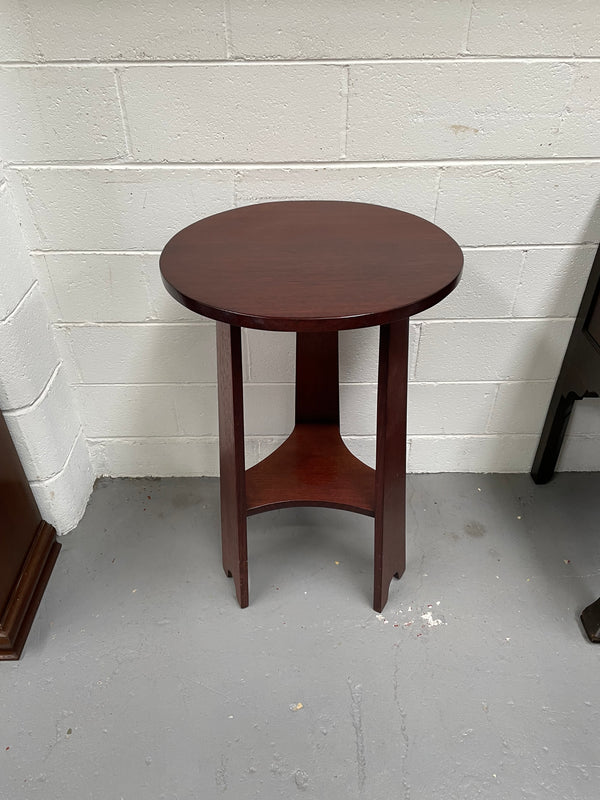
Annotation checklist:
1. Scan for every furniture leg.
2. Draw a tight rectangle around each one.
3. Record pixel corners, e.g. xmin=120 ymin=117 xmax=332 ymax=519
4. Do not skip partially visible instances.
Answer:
xmin=295 ymin=331 xmax=339 ymax=424
xmin=581 ymin=597 xmax=600 ymax=643
xmin=531 ymin=379 xmax=577 ymax=485
xmin=373 ymin=321 xmax=409 ymax=613
xmin=216 ymin=322 xmax=248 ymax=607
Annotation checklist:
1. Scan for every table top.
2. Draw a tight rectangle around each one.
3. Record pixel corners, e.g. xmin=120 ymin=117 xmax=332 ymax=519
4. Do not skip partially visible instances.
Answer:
xmin=160 ymin=201 xmax=463 ymax=332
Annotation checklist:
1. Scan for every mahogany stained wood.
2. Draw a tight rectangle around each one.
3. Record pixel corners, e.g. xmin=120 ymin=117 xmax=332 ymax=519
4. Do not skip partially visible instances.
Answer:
xmin=160 ymin=201 xmax=463 ymax=611
xmin=532 ymin=242 xmax=600 ymax=484
xmin=246 ymin=424 xmax=375 ymax=516
xmin=160 ymin=201 xmax=463 ymax=332
xmin=295 ymin=332 xmax=339 ymax=424
xmin=0 ymin=410 xmax=60 ymax=659
xmin=373 ymin=321 xmax=409 ymax=613
xmin=0 ymin=522 xmax=60 ymax=660
xmin=216 ymin=323 xmax=248 ymax=608
xmin=530 ymin=242 xmax=600 ymax=640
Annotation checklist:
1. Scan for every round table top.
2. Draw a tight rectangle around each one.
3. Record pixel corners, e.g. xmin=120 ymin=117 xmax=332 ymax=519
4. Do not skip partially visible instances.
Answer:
xmin=160 ymin=201 xmax=463 ymax=332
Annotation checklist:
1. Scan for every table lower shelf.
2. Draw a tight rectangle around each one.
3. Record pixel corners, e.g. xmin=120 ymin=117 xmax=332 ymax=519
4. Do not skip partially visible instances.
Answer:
xmin=245 ymin=423 xmax=375 ymax=517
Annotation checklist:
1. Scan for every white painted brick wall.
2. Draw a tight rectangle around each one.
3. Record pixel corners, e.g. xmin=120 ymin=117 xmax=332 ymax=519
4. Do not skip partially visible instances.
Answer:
xmin=0 ymin=175 xmax=93 ymax=531
xmin=11 ymin=168 xmax=235 ymax=250
xmin=4 ymin=365 xmax=81 ymax=480
xmin=234 ymin=167 xmax=439 ymax=219
xmin=0 ymin=284 xmax=60 ymax=409
xmin=2 ymin=1 xmax=600 ymax=480
xmin=1 ymin=0 xmax=226 ymax=62
xmin=347 ymin=63 xmax=574 ymax=160
xmin=120 ymin=65 xmax=346 ymax=162
xmin=467 ymin=1 xmax=599 ymax=57
xmin=0 ymin=67 xmax=127 ymax=162
xmin=0 ymin=181 xmax=35 ymax=319
xmin=226 ymin=0 xmax=472 ymax=59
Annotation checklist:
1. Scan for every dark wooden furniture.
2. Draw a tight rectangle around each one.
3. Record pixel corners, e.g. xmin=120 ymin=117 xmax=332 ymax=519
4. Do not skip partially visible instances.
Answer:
xmin=0 ymin=410 xmax=60 ymax=659
xmin=530 ymin=241 xmax=600 ymax=641
xmin=160 ymin=201 xmax=463 ymax=612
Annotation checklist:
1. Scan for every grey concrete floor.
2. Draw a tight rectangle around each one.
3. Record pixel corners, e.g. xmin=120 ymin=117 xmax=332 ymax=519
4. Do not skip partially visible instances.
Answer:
xmin=2 ymin=474 xmax=600 ymax=800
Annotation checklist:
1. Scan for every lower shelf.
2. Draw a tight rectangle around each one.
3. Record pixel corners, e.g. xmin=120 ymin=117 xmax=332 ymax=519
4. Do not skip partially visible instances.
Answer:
xmin=245 ymin=423 xmax=375 ymax=516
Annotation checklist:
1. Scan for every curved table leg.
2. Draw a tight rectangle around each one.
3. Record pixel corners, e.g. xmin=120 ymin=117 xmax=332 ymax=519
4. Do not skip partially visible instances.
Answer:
xmin=216 ymin=322 xmax=249 ymax=608
xmin=373 ymin=321 xmax=408 ymax=613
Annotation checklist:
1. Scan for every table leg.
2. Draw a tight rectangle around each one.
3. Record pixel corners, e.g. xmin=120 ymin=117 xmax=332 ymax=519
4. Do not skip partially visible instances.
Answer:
xmin=216 ymin=322 xmax=248 ymax=607
xmin=295 ymin=331 xmax=339 ymax=424
xmin=531 ymin=377 xmax=577 ymax=485
xmin=373 ymin=321 xmax=408 ymax=613
xmin=581 ymin=597 xmax=600 ymax=643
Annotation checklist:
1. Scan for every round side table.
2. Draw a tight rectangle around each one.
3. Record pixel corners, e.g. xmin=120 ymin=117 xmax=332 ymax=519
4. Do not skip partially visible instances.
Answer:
xmin=160 ymin=201 xmax=463 ymax=612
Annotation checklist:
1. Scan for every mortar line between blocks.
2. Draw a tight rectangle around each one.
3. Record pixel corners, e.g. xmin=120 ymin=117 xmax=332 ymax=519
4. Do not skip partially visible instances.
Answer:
xmin=49 ymin=316 xmax=574 ymax=329
xmin=556 ymin=62 xmax=580 ymax=144
xmin=509 ymin=249 xmax=529 ymax=316
xmin=11 ymin=170 xmax=47 ymax=245
xmin=36 ymin=252 xmax=63 ymax=316
xmin=223 ymin=0 xmax=233 ymax=59
xmin=461 ymin=0 xmax=476 ymax=55
xmin=417 ymin=316 xmax=574 ymax=324
xmin=172 ymin=393 xmax=184 ymax=436
xmin=233 ymin=169 xmax=240 ymax=207
xmin=30 ymin=249 xmax=164 ymax=254
xmin=10 ymin=157 xmax=600 ymax=169
xmin=484 ymin=384 xmax=501 ymax=434
xmin=2 ymin=361 xmax=62 ymax=414
xmin=28 ymin=243 xmax=598 ymax=254
xmin=75 ymin=381 xmax=219 ymax=387
xmin=432 ymin=168 xmax=444 ymax=224
xmin=28 ymin=427 xmax=85 ymax=485
xmin=3 ymin=56 xmax=600 ymax=66
xmin=340 ymin=65 xmax=350 ymax=159
xmin=113 ymin=69 xmax=134 ymax=160
xmin=0 ymin=280 xmax=38 ymax=323
xmin=243 ymin=328 xmax=253 ymax=382
xmin=139 ymin=262 xmax=159 ymax=317
xmin=72 ymin=378 xmax=553 ymax=388
xmin=410 ymin=322 xmax=422 ymax=381
xmin=86 ymin=435 xmax=220 ymax=442
xmin=408 ymin=433 xmax=538 ymax=440
xmin=52 ymin=321 xmax=216 ymax=327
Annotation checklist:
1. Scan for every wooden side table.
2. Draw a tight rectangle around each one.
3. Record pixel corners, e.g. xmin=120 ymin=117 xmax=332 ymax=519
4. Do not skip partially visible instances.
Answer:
xmin=160 ymin=201 xmax=462 ymax=612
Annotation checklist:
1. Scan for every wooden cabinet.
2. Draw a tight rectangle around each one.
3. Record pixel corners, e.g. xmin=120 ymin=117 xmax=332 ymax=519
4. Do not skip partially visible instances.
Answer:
xmin=531 ymin=242 xmax=600 ymax=642
xmin=531 ymin=243 xmax=600 ymax=484
xmin=0 ymin=410 xmax=60 ymax=659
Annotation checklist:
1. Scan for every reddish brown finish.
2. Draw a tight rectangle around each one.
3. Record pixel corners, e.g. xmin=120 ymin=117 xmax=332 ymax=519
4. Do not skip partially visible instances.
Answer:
xmin=246 ymin=424 xmax=375 ymax=516
xmin=160 ymin=201 xmax=463 ymax=611
xmin=0 ymin=410 xmax=60 ymax=659
xmin=0 ymin=522 xmax=60 ymax=660
xmin=295 ymin=332 xmax=339 ymax=424
xmin=161 ymin=201 xmax=463 ymax=332
xmin=530 ymin=242 xmax=600 ymax=639
xmin=373 ymin=322 xmax=409 ymax=613
xmin=216 ymin=323 xmax=248 ymax=608
xmin=532 ymin=241 xmax=600 ymax=484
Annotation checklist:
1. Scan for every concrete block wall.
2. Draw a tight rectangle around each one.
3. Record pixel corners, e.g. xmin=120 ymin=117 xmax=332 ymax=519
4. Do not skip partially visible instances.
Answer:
xmin=1 ymin=1 xmax=600 ymax=478
xmin=0 ymin=174 xmax=94 ymax=532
